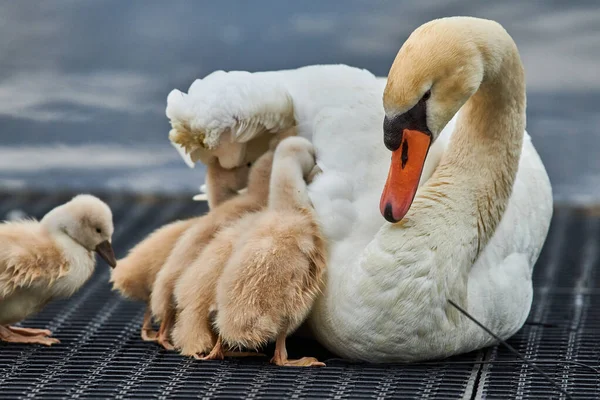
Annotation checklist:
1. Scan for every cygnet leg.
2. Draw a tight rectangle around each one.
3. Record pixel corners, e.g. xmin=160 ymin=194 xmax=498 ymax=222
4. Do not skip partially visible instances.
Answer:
xmin=140 ymin=308 xmax=159 ymax=341
xmin=157 ymin=309 xmax=175 ymax=350
xmin=195 ymin=336 xmax=225 ymax=360
xmin=271 ymin=331 xmax=325 ymax=367
xmin=195 ymin=336 xmax=266 ymax=360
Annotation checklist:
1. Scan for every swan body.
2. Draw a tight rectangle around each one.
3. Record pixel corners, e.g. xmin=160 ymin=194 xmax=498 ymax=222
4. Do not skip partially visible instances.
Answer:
xmin=165 ymin=18 xmax=552 ymax=362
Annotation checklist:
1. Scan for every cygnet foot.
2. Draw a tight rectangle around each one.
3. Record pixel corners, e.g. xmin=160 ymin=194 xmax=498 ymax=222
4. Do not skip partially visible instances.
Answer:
xmin=0 ymin=325 xmax=60 ymax=346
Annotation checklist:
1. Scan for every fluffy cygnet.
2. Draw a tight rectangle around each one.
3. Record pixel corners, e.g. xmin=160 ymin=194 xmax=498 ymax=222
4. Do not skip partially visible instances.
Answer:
xmin=182 ymin=137 xmax=327 ymax=367
xmin=0 ymin=194 xmax=115 ymax=345
xmin=150 ymin=148 xmax=275 ymax=350
xmin=111 ymin=162 xmax=253 ymax=342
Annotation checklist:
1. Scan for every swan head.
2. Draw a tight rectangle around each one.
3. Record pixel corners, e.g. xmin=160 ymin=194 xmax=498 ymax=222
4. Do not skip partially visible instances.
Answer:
xmin=380 ymin=17 xmax=489 ymax=223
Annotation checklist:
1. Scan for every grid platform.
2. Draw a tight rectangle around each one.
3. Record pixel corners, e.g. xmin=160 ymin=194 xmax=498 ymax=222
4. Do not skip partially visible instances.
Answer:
xmin=0 ymin=191 xmax=598 ymax=399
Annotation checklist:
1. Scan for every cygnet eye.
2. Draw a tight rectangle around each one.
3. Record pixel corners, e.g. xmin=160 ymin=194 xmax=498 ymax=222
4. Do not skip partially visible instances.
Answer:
xmin=246 ymin=162 xmax=252 ymax=168
xmin=96 ymin=228 xmax=102 ymax=234
xmin=422 ymin=89 xmax=431 ymax=101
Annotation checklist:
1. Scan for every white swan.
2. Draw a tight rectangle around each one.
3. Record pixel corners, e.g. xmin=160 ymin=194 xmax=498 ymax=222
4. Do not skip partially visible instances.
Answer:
xmin=165 ymin=16 xmax=552 ymax=362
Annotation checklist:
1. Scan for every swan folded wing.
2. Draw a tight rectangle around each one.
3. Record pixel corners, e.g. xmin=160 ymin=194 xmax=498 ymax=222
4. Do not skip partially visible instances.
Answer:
xmin=165 ymin=65 xmax=382 ymax=168
xmin=0 ymin=222 xmax=68 ymax=299
xmin=166 ymin=70 xmax=295 ymax=161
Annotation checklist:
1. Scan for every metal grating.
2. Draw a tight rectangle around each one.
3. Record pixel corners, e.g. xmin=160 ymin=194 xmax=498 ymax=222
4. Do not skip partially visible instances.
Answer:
xmin=476 ymin=208 xmax=600 ymax=399
xmin=0 ymin=191 xmax=598 ymax=399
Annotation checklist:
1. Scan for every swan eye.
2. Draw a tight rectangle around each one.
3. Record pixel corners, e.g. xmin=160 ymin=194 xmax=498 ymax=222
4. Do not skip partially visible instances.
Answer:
xmin=96 ymin=228 xmax=102 ymax=234
xmin=422 ymin=90 xmax=431 ymax=101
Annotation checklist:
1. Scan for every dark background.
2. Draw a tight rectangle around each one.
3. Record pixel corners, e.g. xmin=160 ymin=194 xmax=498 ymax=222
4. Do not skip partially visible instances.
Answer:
xmin=0 ymin=0 xmax=598 ymax=204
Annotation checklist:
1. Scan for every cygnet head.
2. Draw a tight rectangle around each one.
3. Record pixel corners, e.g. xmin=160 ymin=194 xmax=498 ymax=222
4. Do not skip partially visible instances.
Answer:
xmin=206 ymin=158 xmax=253 ymax=197
xmin=273 ymin=136 xmax=316 ymax=178
xmin=245 ymin=127 xmax=300 ymax=195
xmin=42 ymin=194 xmax=117 ymax=268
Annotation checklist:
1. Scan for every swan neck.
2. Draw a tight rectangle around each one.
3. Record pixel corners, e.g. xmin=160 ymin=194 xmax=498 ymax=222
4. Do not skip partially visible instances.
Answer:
xmin=459 ymin=44 xmax=526 ymax=145
xmin=440 ymin=35 xmax=525 ymax=254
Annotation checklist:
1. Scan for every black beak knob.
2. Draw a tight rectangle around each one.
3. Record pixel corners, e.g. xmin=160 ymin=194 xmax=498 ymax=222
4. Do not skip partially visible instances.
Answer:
xmin=383 ymin=115 xmax=403 ymax=151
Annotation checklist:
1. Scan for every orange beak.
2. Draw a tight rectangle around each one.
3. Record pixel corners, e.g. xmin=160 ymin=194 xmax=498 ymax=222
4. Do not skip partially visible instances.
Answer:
xmin=380 ymin=129 xmax=431 ymax=223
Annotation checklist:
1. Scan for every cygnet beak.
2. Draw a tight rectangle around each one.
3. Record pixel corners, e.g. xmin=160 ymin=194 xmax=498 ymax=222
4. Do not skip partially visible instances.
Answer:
xmin=95 ymin=240 xmax=117 ymax=268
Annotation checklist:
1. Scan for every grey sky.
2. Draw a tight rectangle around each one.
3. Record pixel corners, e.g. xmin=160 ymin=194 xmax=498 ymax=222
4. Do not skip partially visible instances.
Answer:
xmin=0 ymin=1 xmax=598 ymax=203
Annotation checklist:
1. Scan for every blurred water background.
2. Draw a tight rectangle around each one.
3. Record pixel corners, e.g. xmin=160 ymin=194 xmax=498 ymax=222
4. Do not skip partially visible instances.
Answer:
xmin=0 ymin=0 xmax=598 ymax=205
